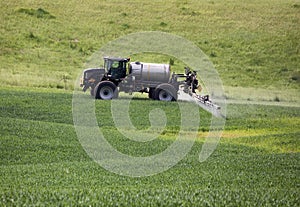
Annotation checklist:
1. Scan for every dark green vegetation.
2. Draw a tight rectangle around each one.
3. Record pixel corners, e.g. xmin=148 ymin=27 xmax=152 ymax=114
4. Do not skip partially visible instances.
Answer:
xmin=1 ymin=0 xmax=299 ymax=206
xmin=0 ymin=88 xmax=299 ymax=206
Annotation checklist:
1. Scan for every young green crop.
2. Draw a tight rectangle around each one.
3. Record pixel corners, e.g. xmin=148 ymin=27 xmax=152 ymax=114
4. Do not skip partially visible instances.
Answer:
xmin=0 ymin=87 xmax=299 ymax=206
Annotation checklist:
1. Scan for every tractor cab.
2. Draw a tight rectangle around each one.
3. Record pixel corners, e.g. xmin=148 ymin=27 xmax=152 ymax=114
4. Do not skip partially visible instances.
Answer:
xmin=104 ymin=57 xmax=130 ymax=80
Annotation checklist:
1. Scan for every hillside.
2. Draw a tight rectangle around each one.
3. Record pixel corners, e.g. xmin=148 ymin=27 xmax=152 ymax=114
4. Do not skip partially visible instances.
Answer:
xmin=1 ymin=0 xmax=299 ymax=92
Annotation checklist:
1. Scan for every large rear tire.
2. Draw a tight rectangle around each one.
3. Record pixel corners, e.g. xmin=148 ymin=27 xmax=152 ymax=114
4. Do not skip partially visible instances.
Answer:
xmin=154 ymin=83 xmax=177 ymax=101
xmin=94 ymin=81 xmax=118 ymax=100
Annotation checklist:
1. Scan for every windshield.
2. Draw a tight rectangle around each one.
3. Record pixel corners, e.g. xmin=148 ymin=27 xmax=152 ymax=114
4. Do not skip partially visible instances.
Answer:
xmin=104 ymin=59 xmax=111 ymax=71
xmin=104 ymin=59 xmax=121 ymax=71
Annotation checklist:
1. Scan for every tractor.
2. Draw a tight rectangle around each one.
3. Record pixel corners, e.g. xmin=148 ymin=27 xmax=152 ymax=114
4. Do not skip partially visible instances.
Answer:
xmin=80 ymin=57 xmax=200 ymax=101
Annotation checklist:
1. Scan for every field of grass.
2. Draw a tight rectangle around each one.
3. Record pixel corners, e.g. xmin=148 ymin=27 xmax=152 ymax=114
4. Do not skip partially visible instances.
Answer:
xmin=1 ymin=0 xmax=299 ymax=90
xmin=0 ymin=0 xmax=299 ymax=206
xmin=0 ymin=88 xmax=299 ymax=206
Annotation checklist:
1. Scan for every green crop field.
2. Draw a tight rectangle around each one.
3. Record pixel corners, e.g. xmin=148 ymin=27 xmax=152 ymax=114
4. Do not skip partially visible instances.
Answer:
xmin=0 ymin=88 xmax=299 ymax=206
xmin=0 ymin=0 xmax=299 ymax=206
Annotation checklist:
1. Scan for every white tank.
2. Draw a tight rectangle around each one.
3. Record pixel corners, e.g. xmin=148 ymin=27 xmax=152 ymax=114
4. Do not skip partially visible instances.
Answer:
xmin=129 ymin=62 xmax=171 ymax=83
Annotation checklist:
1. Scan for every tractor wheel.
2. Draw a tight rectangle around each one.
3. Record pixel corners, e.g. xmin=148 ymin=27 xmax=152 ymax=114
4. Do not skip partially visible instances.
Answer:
xmin=154 ymin=83 xmax=177 ymax=101
xmin=94 ymin=81 xmax=118 ymax=100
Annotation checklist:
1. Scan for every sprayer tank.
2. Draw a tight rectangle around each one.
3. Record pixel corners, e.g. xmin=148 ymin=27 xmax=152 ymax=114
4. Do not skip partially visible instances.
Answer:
xmin=129 ymin=62 xmax=171 ymax=83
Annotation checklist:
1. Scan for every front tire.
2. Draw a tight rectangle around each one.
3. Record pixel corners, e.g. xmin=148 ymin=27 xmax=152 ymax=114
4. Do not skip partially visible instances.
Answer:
xmin=94 ymin=81 xmax=118 ymax=100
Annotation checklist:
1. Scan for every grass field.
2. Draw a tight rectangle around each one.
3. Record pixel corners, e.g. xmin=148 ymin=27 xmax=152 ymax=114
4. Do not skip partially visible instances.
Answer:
xmin=0 ymin=0 xmax=300 ymax=206
xmin=1 ymin=0 xmax=299 ymax=90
